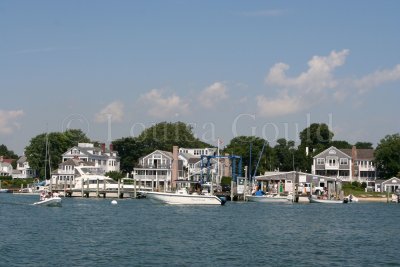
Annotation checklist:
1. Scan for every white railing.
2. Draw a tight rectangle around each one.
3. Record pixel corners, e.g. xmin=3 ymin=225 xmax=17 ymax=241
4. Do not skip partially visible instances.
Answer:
xmin=134 ymin=175 xmax=169 ymax=181
xmin=325 ymin=164 xmax=339 ymax=170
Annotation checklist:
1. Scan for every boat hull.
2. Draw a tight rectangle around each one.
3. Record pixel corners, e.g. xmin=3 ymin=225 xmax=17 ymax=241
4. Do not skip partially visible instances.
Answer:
xmin=309 ymin=197 xmax=346 ymax=204
xmin=246 ymin=195 xmax=291 ymax=203
xmin=145 ymin=192 xmax=224 ymax=205
xmin=33 ymin=197 xmax=62 ymax=207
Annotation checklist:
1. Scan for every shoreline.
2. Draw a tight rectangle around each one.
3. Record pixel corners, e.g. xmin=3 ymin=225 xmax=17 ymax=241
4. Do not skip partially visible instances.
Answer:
xmin=357 ymin=197 xmax=389 ymax=202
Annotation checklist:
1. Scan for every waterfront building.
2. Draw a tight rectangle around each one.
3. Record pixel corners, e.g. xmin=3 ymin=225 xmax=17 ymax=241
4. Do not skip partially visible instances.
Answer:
xmin=50 ymin=158 xmax=94 ymax=189
xmin=312 ymin=146 xmax=377 ymax=183
xmin=62 ymin=143 xmax=120 ymax=173
xmin=374 ymin=177 xmax=400 ymax=193
xmin=12 ymin=156 xmax=37 ymax=179
xmin=0 ymin=159 xmax=13 ymax=176
xmin=133 ymin=146 xmax=223 ymax=191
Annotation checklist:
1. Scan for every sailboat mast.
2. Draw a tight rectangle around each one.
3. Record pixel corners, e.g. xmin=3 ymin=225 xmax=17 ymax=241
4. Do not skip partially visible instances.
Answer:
xmin=44 ymin=132 xmax=48 ymax=180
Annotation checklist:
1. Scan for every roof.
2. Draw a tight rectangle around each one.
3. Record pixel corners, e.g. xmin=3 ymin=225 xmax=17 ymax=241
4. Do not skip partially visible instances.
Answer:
xmin=341 ymin=149 xmax=374 ymax=160
xmin=17 ymin=156 xmax=27 ymax=163
xmin=313 ymin=146 xmax=350 ymax=159
xmin=382 ymin=177 xmax=400 ymax=185
xmin=255 ymin=171 xmax=338 ymax=182
xmin=0 ymin=158 xmax=14 ymax=164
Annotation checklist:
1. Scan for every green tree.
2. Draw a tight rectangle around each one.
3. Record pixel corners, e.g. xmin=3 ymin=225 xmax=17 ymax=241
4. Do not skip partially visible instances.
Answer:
xmin=355 ymin=142 xmax=373 ymax=149
xmin=274 ymin=138 xmax=296 ymax=172
xmin=299 ymin=123 xmax=334 ymax=154
xmin=0 ymin=144 xmax=18 ymax=159
xmin=224 ymin=136 xmax=268 ymax=177
xmin=113 ymin=122 xmax=211 ymax=172
xmin=113 ymin=137 xmax=145 ymax=173
xmin=331 ymin=140 xmax=352 ymax=149
xmin=0 ymin=144 xmax=18 ymax=168
xmin=375 ymin=134 xmax=400 ymax=179
xmin=297 ymin=123 xmax=334 ymax=172
xmin=137 ymin=122 xmax=209 ymax=154
xmin=25 ymin=129 xmax=90 ymax=179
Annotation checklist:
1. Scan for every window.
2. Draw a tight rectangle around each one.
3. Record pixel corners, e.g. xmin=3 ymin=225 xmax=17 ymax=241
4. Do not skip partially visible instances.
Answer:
xmin=317 ymin=158 xmax=325 ymax=165
xmin=327 ymin=157 xmax=337 ymax=166
xmin=340 ymin=158 xmax=348 ymax=165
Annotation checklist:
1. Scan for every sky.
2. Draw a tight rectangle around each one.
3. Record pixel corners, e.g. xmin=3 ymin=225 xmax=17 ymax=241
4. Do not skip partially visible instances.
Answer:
xmin=1 ymin=0 xmax=400 ymax=155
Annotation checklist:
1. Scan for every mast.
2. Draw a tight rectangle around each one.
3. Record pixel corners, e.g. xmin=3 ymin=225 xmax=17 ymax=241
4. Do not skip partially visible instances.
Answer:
xmin=44 ymin=132 xmax=48 ymax=180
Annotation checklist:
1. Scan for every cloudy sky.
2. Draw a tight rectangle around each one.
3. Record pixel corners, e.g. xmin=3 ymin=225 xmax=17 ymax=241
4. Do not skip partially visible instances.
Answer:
xmin=1 ymin=1 xmax=399 ymax=154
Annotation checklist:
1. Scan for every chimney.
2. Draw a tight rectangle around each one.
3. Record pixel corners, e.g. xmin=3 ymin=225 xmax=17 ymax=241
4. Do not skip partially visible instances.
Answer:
xmin=101 ymin=143 xmax=106 ymax=153
xmin=351 ymin=145 xmax=357 ymax=180
xmin=109 ymin=143 xmax=113 ymax=152
xmin=171 ymin=146 xmax=179 ymax=190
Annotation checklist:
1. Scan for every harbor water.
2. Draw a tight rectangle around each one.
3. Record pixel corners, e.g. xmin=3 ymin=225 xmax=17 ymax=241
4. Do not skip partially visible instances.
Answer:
xmin=1 ymin=194 xmax=399 ymax=267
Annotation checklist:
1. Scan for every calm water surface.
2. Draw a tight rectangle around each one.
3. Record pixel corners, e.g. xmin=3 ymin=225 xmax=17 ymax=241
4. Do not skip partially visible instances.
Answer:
xmin=1 ymin=194 xmax=399 ymax=267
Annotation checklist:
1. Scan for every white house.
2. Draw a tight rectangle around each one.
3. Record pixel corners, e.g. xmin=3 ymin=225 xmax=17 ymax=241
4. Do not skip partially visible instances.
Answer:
xmin=12 ymin=156 xmax=37 ymax=179
xmin=0 ymin=161 xmax=13 ymax=176
xmin=62 ymin=143 xmax=120 ymax=173
xmin=50 ymin=158 xmax=94 ymax=189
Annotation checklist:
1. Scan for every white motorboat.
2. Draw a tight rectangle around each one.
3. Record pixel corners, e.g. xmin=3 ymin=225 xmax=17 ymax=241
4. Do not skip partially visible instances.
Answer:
xmin=145 ymin=188 xmax=226 ymax=205
xmin=246 ymin=194 xmax=292 ymax=203
xmin=345 ymin=194 xmax=359 ymax=203
xmin=309 ymin=195 xmax=347 ymax=204
xmin=33 ymin=195 xmax=62 ymax=207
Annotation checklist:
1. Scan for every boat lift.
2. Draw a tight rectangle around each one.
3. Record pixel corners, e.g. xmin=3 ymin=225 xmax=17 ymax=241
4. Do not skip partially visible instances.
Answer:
xmin=200 ymin=154 xmax=242 ymax=183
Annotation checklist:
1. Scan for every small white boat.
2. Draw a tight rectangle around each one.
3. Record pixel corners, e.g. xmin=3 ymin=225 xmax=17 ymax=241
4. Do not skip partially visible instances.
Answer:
xmin=309 ymin=196 xmax=347 ymax=204
xmin=345 ymin=194 xmax=359 ymax=203
xmin=246 ymin=194 xmax=292 ymax=203
xmin=33 ymin=196 xmax=62 ymax=207
xmin=145 ymin=188 xmax=225 ymax=205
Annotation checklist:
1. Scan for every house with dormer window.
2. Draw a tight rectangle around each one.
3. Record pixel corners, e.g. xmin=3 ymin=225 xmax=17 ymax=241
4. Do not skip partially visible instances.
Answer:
xmin=62 ymin=143 xmax=119 ymax=173
xmin=312 ymin=146 xmax=377 ymax=182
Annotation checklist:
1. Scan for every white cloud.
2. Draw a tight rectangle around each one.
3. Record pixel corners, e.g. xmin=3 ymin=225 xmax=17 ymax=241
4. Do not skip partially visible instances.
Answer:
xmin=266 ymin=49 xmax=349 ymax=93
xmin=95 ymin=101 xmax=124 ymax=123
xmin=256 ymin=93 xmax=303 ymax=117
xmin=139 ymin=89 xmax=190 ymax=118
xmin=354 ymin=64 xmax=400 ymax=94
xmin=258 ymin=50 xmax=350 ymax=117
xmin=0 ymin=110 xmax=24 ymax=134
xmin=198 ymin=82 xmax=228 ymax=108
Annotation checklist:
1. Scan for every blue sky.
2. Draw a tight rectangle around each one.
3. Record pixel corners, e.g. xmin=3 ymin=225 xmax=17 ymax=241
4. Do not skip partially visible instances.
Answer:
xmin=1 ymin=0 xmax=399 ymax=154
